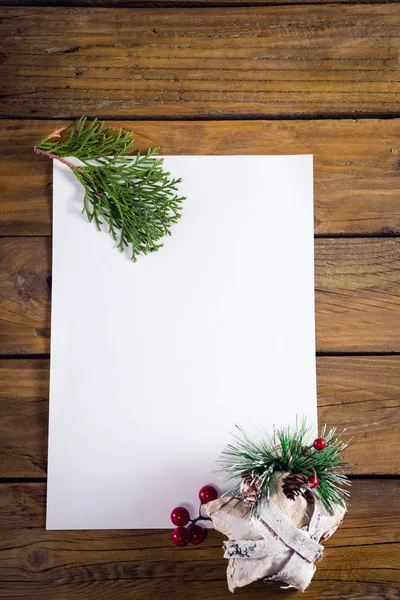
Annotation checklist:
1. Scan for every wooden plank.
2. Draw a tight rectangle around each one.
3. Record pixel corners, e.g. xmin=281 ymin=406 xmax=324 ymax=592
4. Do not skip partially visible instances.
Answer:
xmin=0 ymin=360 xmax=48 ymax=477
xmin=1 ymin=6 xmax=400 ymax=118
xmin=0 ymin=357 xmax=399 ymax=477
xmin=0 ymin=239 xmax=51 ymax=355
xmin=1 ymin=119 xmax=400 ymax=237
xmin=317 ymin=357 xmax=400 ymax=475
xmin=0 ymin=480 xmax=398 ymax=600
xmin=0 ymin=581 xmax=398 ymax=600
xmin=2 ymin=0 xmax=398 ymax=5
xmin=1 ymin=237 xmax=399 ymax=354
xmin=315 ymin=238 xmax=400 ymax=352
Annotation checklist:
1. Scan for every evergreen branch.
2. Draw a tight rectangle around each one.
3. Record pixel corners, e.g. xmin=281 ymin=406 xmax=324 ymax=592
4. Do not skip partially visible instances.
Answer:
xmin=36 ymin=116 xmax=135 ymax=162
xmin=34 ymin=146 xmax=84 ymax=173
xmin=34 ymin=116 xmax=185 ymax=261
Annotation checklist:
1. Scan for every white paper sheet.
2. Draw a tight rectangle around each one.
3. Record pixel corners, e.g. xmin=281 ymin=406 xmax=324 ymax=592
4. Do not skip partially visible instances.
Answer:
xmin=47 ymin=155 xmax=317 ymax=529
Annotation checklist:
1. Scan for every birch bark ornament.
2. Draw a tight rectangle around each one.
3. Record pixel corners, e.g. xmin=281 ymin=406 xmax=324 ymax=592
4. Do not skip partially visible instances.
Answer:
xmin=204 ymin=475 xmax=346 ymax=592
xmin=205 ymin=423 xmax=351 ymax=593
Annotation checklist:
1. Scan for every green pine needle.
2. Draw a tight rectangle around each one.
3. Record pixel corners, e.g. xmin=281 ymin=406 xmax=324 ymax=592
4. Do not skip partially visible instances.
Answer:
xmin=219 ymin=420 xmax=352 ymax=515
xmin=35 ymin=116 xmax=185 ymax=261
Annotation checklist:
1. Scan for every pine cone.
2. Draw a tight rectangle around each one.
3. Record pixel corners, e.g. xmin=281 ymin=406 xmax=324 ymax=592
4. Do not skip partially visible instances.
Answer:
xmin=240 ymin=471 xmax=262 ymax=507
xmin=240 ymin=470 xmax=255 ymax=485
xmin=282 ymin=473 xmax=308 ymax=501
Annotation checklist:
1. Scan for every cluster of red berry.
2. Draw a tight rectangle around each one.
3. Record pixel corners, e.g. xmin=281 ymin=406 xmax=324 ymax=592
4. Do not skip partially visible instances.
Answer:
xmin=307 ymin=437 xmax=327 ymax=489
xmin=171 ymin=485 xmax=218 ymax=546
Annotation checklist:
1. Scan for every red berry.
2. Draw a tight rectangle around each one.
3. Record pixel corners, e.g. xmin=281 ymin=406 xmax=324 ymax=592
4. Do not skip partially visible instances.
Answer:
xmin=170 ymin=506 xmax=190 ymax=526
xmin=189 ymin=524 xmax=206 ymax=545
xmin=199 ymin=485 xmax=218 ymax=504
xmin=171 ymin=526 xmax=190 ymax=546
xmin=313 ymin=437 xmax=327 ymax=451
xmin=307 ymin=475 xmax=319 ymax=489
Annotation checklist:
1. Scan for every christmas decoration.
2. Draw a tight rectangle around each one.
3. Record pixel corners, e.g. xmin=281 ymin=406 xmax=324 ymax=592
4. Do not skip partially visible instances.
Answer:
xmin=171 ymin=506 xmax=190 ymax=527
xmin=307 ymin=474 xmax=319 ymax=488
xmin=220 ymin=422 xmax=350 ymax=514
xmin=204 ymin=474 xmax=346 ymax=592
xmin=281 ymin=472 xmax=314 ymax=503
xmin=34 ymin=117 xmax=185 ymax=262
xmin=171 ymin=423 xmax=351 ymax=592
xmin=172 ymin=526 xmax=191 ymax=547
xmin=170 ymin=485 xmax=217 ymax=546
xmin=204 ymin=421 xmax=351 ymax=592
xmin=188 ymin=523 xmax=206 ymax=545
xmin=240 ymin=471 xmax=262 ymax=507
xmin=199 ymin=485 xmax=219 ymax=504
xmin=313 ymin=437 xmax=327 ymax=451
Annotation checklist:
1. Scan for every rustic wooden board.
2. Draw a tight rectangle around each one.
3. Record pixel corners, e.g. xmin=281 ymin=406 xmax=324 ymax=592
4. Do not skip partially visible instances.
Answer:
xmin=0 ymin=360 xmax=49 ymax=477
xmin=0 ymin=581 xmax=398 ymax=600
xmin=1 ymin=119 xmax=400 ymax=237
xmin=2 ymin=0 xmax=397 ymax=5
xmin=0 ymin=239 xmax=51 ymax=355
xmin=1 ymin=5 xmax=400 ymax=118
xmin=317 ymin=356 xmax=400 ymax=474
xmin=315 ymin=238 xmax=400 ymax=352
xmin=1 ymin=3 xmax=399 ymax=599
xmin=0 ymin=480 xmax=398 ymax=600
xmin=1 ymin=237 xmax=399 ymax=354
xmin=0 ymin=357 xmax=399 ymax=477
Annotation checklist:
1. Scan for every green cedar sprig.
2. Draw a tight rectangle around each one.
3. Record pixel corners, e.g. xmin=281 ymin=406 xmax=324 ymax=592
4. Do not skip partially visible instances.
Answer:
xmin=34 ymin=117 xmax=185 ymax=261
xmin=219 ymin=420 xmax=352 ymax=515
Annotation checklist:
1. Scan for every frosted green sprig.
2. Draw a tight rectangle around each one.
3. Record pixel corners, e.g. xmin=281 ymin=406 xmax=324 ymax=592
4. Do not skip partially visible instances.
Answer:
xmin=219 ymin=420 xmax=352 ymax=515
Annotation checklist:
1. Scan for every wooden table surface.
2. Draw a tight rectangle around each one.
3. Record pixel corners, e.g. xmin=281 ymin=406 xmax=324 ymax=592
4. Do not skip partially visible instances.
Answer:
xmin=0 ymin=2 xmax=399 ymax=599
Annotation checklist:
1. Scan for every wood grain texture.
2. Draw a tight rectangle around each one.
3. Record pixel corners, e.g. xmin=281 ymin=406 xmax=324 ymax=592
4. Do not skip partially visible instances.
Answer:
xmin=3 ymin=0 xmax=399 ymax=5
xmin=317 ymin=356 xmax=400 ymax=474
xmin=0 ymin=582 xmax=399 ymax=600
xmin=0 ymin=360 xmax=48 ymax=477
xmin=2 ymin=119 xmax=400 ymax=237
xmin=1 ymin=357 xmax=399 ymax=477
xmin=0 ymin=239 xmax=51 ymax=355
xmin=1 ymin=5 xmax=400 ymax=118
xmin=0 ymin=480 xmax=398 ymax=599
xmin=315 ymin=238 xmax=400 ymax=352
xmin=1 ymin=5 xmax=399 ymax=600
xmin=1 ymin=237 xmax=399 ymax=354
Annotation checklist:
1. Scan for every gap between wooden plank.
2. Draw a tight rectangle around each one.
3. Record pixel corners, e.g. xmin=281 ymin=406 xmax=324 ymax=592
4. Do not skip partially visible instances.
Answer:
xmin=317 ymin=351 xmax=400 ymax=357
xmin=1 ymin=234 xmax=400 ymax=239
xmin=0 ymin=475 xmax=398 ymax=484
xmin=3 ymin=113 xmax=400 ymax=121
xmin=1 ymin=0 xmax=400 ymax=7
xmin=0 ymin=478 xmax=48 ymax=484
xmin=2 ymin=352 xmax=400 ymax=358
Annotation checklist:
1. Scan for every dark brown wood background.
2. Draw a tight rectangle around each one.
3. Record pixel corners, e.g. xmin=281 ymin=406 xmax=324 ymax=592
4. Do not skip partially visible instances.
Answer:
xmin=0 ymin=2 xmax=399 ymax=599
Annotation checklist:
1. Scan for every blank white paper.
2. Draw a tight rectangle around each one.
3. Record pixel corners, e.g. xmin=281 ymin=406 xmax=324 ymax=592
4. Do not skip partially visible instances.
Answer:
xmin=46 ymin=155 xmax=316 ymax=529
